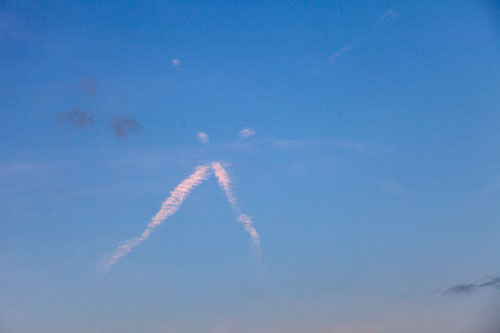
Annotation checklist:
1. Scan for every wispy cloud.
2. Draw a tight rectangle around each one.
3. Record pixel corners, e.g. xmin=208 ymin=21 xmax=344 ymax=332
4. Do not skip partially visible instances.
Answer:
xmin=197 ymin=131 xmax=209 ymax=144
xmin=239 ymin=128 xmax=256 ymax=140
xmin=443 ymin=275 xmax=500 ymax=295
xmin=110 ymin=116 xmax=141 ymax=140
xmin=55 ymin=107 xmax=94 ymax=129
xmin=101 ymin=165 xmax=212 ymax=272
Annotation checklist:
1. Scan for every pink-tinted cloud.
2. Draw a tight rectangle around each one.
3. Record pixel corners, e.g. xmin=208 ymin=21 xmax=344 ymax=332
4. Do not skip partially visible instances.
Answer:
xmin=197 ymin=131 xmax=209 ymax=144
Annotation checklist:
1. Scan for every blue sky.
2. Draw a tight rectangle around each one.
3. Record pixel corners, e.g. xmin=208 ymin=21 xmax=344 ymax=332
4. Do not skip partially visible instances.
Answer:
xmin=1 ymin=0 xmax=500 ymax=332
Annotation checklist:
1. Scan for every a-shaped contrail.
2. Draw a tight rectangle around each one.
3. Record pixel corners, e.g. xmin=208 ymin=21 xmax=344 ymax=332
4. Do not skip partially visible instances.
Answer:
xmin=102 ymin=160 xmax=261 ymax=272
xmin=102 ymin=165 xmax=212 ymax=272
xmin=212 ymin=162 xmax=260 ymax=249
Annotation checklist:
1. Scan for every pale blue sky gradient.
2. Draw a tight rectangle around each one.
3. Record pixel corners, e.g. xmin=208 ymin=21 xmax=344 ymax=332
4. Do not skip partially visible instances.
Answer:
xmin=1 ymin=0 xmax=500 ymax=332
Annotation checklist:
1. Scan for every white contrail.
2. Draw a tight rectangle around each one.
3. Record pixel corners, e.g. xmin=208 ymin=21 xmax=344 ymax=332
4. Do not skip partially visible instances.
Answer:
xmin=101 ymin=165 xmax=212 ymax=272
xmin=212 ymin=162 xmax=260 ymax=251
xmin=211 ymin=162 xmax=236 ymax=208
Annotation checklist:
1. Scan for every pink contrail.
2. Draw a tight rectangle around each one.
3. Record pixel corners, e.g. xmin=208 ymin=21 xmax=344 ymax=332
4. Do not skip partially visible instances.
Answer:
xmin=211 ymin=162 xmax=236 ymax=208
xmin=212 ymin=162 xmax=260 ymax=251
xmin=101 ymin=165 xmax=212 ymax=272
xmin=237 ymin=213 xmax=260 ymax=248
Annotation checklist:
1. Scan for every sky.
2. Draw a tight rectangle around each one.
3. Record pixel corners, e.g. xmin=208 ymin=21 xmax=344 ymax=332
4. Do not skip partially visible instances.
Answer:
xmin=1 ymin=0 xmax=500 ymax=332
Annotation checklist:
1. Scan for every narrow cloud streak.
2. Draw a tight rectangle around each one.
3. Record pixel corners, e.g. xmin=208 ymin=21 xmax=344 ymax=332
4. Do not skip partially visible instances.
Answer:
xmin=312 ymin=8 xmax=397 ymax=75
xmin=101 ymin=165 xmax=212 ymax=272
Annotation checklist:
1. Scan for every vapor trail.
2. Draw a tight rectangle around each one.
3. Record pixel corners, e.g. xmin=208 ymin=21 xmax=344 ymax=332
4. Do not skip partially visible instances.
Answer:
xmin=102 ymin=165 xmax=212 ymax=272
xmin=237 ymin=214 xmax=260 ymax=248
xmin=212 ymin=162 xmax=260 ymax=251
xmin=211 ymin=162 xmax=236 ymax=208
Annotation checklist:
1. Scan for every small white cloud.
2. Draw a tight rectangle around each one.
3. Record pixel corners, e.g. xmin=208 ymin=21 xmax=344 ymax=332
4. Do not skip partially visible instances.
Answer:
xmin=239 ymin=128 xmax=256 ymax=139
xmin=197 ymin=131 xmax=209 ymax=144
xmin=171 ymin=58 xmax=181 ymax=67
xmin=381 ymin=9 xmax=398 ymax=19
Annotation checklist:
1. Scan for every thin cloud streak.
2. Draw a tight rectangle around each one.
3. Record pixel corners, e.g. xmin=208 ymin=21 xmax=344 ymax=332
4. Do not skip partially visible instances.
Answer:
xmin=101 ymin=165 xmax=212 ymax=272
xmin=311 ymin=8 xmax=398 ymax=75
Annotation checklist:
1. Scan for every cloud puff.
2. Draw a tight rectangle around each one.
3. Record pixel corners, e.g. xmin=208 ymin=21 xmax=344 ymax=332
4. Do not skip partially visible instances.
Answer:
xmin=171 ymin=58 xmax=180 ymax=67
xmin=381 ymin=9 xmax=398 ymax=19
xmin=197 ymin=132 xmax=209 ymax=144
xmin=56 ymin=107 xmax=94 ymax=128
xmin=110 ymin=116 xmax=141 ymax=140
xmin=239 ymin=128 xmax=256 ymax=140
xmin=79 ymin=77 xmax=96 ymax=96
xmin=443 ymin=276 xmax=500 ymax=295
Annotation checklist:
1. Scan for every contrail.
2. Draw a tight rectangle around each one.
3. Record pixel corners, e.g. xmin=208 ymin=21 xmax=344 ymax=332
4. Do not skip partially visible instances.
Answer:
xmin=211 ymin=162 xmax=236 ymax=208
xmin=101 ymin=165 xmax=212 ymax=272
xmin=212 ymin=162 xmax=260 ymax=250
xmin=237 ymin=213 xmax=260 ymax=248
